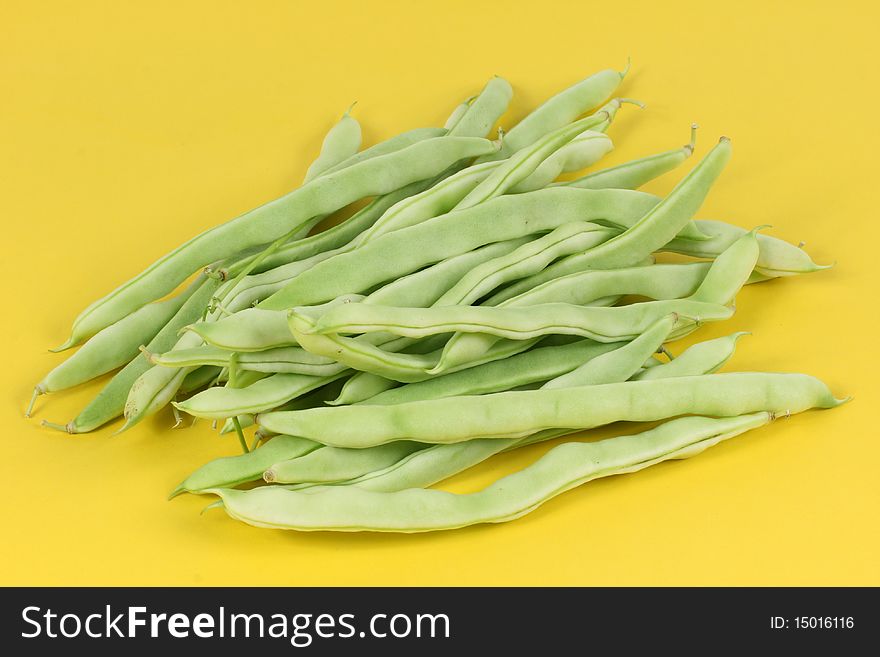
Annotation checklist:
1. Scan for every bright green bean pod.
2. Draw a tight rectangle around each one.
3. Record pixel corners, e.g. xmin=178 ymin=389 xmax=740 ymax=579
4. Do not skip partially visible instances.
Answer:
xmin=259 ymin=187 xmax=660 ymax=309
xmin=264 ymin=441 xmax=424 ymax=485
xmin=211 ymin=413 xmax=786 ymax=532
xmin=59 ymin=135 xmax=496 ymax=350
xmin=446 ymin=76 xmax=512 ymax=138
xmin=541 ymin=314 xmax=675 ymax=389
xmin=303 ymin=104 xmax=362 ymax=183
xmin=170 ymin=435 xmax=321 ymax=498
xmin=633 ymin=332 xmax=748 ymax=380
xmin=256 ymin=373 xmax=842 ymax=449
xmin=487 ymin=138 xmax=732 ymax=305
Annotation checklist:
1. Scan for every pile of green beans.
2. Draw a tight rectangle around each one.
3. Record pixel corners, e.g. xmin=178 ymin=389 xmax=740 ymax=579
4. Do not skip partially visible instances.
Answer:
xmin=31 ymin=63 xmax=844 ymax=534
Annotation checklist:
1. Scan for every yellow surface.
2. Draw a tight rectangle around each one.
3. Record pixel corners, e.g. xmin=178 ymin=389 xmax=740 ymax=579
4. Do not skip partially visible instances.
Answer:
xmin=1 ymin=0 xmax=877 ymax=586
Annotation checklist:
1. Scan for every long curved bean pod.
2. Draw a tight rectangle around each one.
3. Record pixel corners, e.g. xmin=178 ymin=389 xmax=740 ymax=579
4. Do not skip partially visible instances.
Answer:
xmin=307 ymin=298 xmax=732 ymax=342
xmin=559 ymin=124 xmax=697 ymax=191
xmin=259 ymin=187 xmax=661 ymax=309
xmin=151 ymin=344 xmax=340 ymax=376
xmin=170 ymin=435 xmax=321 ymax=498
xmin=362 ymin=339 xmax=622 ymax=405
xmin=316 ymin=127 xmax=445 ymax=177
xmin=434 ymin=222 xmax=615 ymax=306
xmin=484 ymin=65 xmax=626 ymax=161
xmin=634 ymin=332 xmax=748 ymax=380
xmin=256 ymin=372 xmax=841 ymax=448
xmin=173 ymin=370 xmax=350 ymax=419
xmin=446 ymin=76 xmax=512 ymax=139
xmin=513 ymin=130 xmax=613 ymax=193
xmin=488 ymin=138 xmax=732 ymax=305
xmin=264 ymin=441 xmax=424 ymax=485
xmin=454 ymin=111 xmax=616 ymax=210
xmin=212 ymin=413 xmax=785 ymax=532
xmin=41 ymin=277 xmax=221 ymax=433
xmin=541 ymin=315 xmax=675 ymax=389
xmin=59 ymin=135 xmax=496 ymax=350
xmin=664 ymin=220 xmax=830 ymax=278
xmin=303 ymin=104 xmax=362 ymax=183
xmin=363 ymin=238 xmax=532 ymax=308
xmin=30 ymin=277 xmax=196 ymax=413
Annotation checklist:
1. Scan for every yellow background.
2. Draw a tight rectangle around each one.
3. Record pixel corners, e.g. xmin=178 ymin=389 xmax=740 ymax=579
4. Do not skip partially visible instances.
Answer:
xmin=2 ymin=0 xmax=877 ymax=586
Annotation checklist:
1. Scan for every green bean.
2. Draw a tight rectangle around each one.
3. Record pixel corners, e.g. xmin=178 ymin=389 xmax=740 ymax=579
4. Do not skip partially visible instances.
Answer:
xmin=256 ymin=372 xmax=842 ymax=449
xmin=150 ymin=344 xmax=340 ymax=376
xmin=41 ymin=277 xmax=222 ymax=433
xmin=443 ymin=96 xmax=475 ymax=131
xmin=259 ymin=187 xmax=661 ymax=309
xmin=329 ymin=372 xmax=398 ymax=406
xmin=689 ymin=227 xmax=761 ymax=305
xmin=303 ymin=104 xmax=362 ymax=183
xmin=29 ymin=277 xmax=198 ymax=416
xmin=174 ymin=370 xmax=349 ymax=420
xmin=212 ymin=412 xmax=801 ymax=532
xmin=317 ymin=127 xmax=446 ymax=177
xmin=664 ymin=220 xmax=830 ymax=278
xmin=58 ymin=135 xmax=496 ymax=350
xmin=634 ymin=332 xmax=748 ymax=380
xmin=446 ymin=76 xmax=512 ymax=138
xmin=559 ymin=124 xmax=697 ymax=191
xmin=362 ymin=339 xmax=622 ymax=405
xmin=290 ymin=306 xmax=543 ymax=382
xmin=484 ymin=65 xmax=626 ymax=161
xmin=264 ymin=441 xmax=424 ymax=485
xmin=454 ymin=111 xmax=616 ymax=211
xmin=364 ymin=238 xmax=531 ymax=308
xmin=307 ymin=298 xmax=732 ymax=343
xmin=512 ymin=130 xmax=613 ymax=193
xmin=434 ymin=222 xmax=615 ymax=307
xmin=541 ymin=315 xmax=675 ymax=389
xmin=170 ymin=435 xmax=321 ymax=498
xmin=486 ymin=138 xmax=732 ymax=305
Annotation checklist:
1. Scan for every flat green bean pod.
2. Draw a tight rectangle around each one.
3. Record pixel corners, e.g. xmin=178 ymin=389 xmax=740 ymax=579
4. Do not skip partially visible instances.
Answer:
xmin=150 ymin=344 xmax=340 ymax=376
xmin=317 ymin=127 xmax=446 ymax=177
xmin=171 ymin=435 xmax=321 ymax=498
xmin=541 ymin=314 xmax=675 ymax=389
xmin=264 ymin=441 xmax=424 ymax=485
xmin=633 ymin=332 xmax=748 ymax=380
xmin=211 ymin=413 xmax=784 ymax=532
xmin=259 ymin=187 xmax=662 ymax=309
xmin=60 ymin=135 xmax=496 ymax=349
xmin=487 ymin=138 xmax=732 ymax=305
xmin=303 ymin=104 xmax=362 ymax=183
xmin=513 ymin=130 xmax=613 ymax=192
xmin=307 ymin=298 xmax=732 ymax=343
xmin=256 ymin=372 xmax=842 ymax=448
xmin=446 ymin=76 xmax=512 ymax=138
xmin=664 ymin=220 xmax=830 ymax=278
xmin=173 ymin=370 xmax=350 ymax=419
xmin=433 ymin=222 xmax=615 ymax=306
xmin=329 ymin=372 xmax=399 ymax=406
xmin=484 ymin=65 xmax=626 ymax=161
xmin=559 ymin=124 xmax=697 ymax=191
